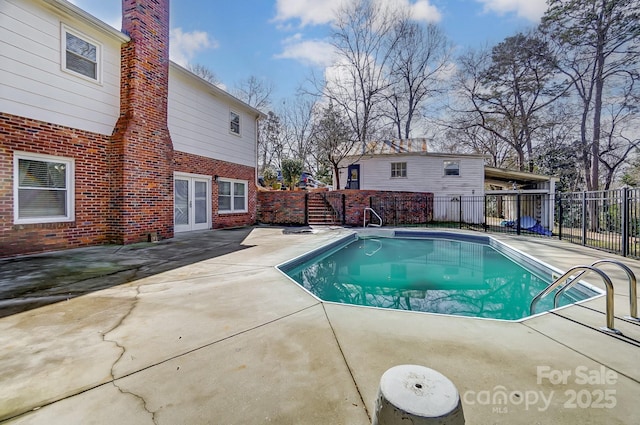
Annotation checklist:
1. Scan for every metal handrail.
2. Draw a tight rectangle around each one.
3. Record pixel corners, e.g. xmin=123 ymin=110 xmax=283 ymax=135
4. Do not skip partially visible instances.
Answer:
xmin=363 ymin=207 xmax=382 ymax=228
xmin=530 ymin=265 xmax=619 ymax=333
xmin=364 ymin=238 xmax=382 ymax=257
xmin=553 ymin=259 xmax=638 ymax=321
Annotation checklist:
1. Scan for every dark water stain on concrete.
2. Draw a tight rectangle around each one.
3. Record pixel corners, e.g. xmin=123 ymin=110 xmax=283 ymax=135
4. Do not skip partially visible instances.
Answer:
xmin=0 ymin=227 xmax=255 ymax=318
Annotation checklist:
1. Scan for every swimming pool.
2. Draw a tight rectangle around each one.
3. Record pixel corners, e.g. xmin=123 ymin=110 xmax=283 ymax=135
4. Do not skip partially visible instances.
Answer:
xmin=279 ymin=231 xmax=601 ymax=320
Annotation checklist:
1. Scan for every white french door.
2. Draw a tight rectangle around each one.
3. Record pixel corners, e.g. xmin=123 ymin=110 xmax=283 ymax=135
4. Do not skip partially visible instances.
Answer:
xmin=174 ymin=174 xmax=211 ymax=232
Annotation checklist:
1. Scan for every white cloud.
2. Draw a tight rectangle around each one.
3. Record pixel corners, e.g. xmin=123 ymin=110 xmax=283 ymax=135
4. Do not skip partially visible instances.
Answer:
xmin=274 ymin=0 xmax=441 ymax=27
xmin=274 ymin=0 xmax=344 ymax=26
xmin=410 ymin=0 xmax=441 ymax=22
xmin=475 ymin=0 xmax=547 ymax=22
xmin=275 ymin=38 xmax=337 ymax=67
xmin=377 ymin=0 xmax=441 ymax=22
xmin=169 ymin=28 xmax=218 ymax=66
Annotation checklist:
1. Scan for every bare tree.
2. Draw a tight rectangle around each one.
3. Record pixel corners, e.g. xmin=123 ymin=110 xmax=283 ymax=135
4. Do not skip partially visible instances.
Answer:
xmin=279 ymin=95 xmax=317 ymax=170
xmin=233 ymin=75 xmax=274 ymax=111
xmin=621 ymin=149 xmax=640 ymax=187
xmin=441 ymin=119 xmax=514 ymax=168
xmin=257 ymin=111 xmax=284 ymax=173
xmin=452 ymin=33 xmax=566 ymax=171
xmin=541 ymin=0 xmax=640 ymax=190
xmin=188 ymin=63 xmax=221 ymax=86
xmin=321 ymin=0 xmax=400 ymax=144
xmin=598 ymin=101 xmax=640 ymax=189
xmin=385 ymin=19 xmax=452 ymax=139
xmin=533 ymin=102 xmax=584 ymax=192
xmin=310 ymin=102 xmax=356 ymax=189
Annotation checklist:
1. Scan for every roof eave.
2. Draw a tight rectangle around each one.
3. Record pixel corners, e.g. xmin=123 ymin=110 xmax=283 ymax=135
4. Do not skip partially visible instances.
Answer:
xmin=484 ymin=166 xmax=557 ymax=183
xmin=41 ymin=0 xmax=130 ymax=43
xmin=170 ymin=62 xmax=267 ymax=119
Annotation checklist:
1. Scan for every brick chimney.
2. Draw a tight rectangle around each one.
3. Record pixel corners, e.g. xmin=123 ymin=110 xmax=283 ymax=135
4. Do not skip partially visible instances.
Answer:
xmin=110 ymin=0 xmax=174 ymax=244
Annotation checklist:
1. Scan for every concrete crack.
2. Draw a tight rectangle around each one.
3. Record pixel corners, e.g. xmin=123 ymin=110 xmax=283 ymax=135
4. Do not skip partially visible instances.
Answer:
xmin=101 ymin=285 xmax=158 ymax=424
xmin=102 ymin=285 xmax=140 ymax=378
xmin=321 ymin=304 xmax=371 ymax=422
xmin=111 ymin=383 xmax=158 ymax=424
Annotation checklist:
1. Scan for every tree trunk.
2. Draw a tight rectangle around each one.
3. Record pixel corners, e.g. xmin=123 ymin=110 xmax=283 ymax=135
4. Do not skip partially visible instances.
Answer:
xmin=333 ymin=162 xmax=341 ymax=189
xmin=591 ymin=39 xmax=606 ymax=192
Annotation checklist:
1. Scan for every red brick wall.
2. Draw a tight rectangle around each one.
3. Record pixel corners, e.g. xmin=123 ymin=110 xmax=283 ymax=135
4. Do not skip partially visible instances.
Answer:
xmin=344 ymin=190 xmax=433 ymax=225
xmin=174 ymin=151 xmax=257 ymax=228
xmin=110 ymin=0 xmax=174 ymax=244
xmin=0 ymin=112 xmax=112 ymax=257
xmin=257 ymin=191 xmax=307 ymax=225
xmin=0 ymin=0 xmax=260 ymax=257
xmin=256 ymin=189 xmax=433 ymax=226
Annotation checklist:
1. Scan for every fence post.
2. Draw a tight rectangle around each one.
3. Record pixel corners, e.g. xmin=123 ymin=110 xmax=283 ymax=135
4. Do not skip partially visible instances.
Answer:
xmin=516 ymin=193 xmax=521 ymax=235
xmin=304 ymin=193 xmax=308 ymax=225
xmin=622 ymin=187 xmax=629 ymax=257
xmin=483 ymin=196 xmax=487 ymax=232
xmin=342 ymin=193 xmax=346 ymax=225
xmin=557 ymin=195 xmax=563 ymax=240
xmin=458 ymin=197 xmax=463 ymax=229
xmin=582 ymin=191 xmax=587 ymax=246
xmin=424 ymin=194 xmax=429 ymax=227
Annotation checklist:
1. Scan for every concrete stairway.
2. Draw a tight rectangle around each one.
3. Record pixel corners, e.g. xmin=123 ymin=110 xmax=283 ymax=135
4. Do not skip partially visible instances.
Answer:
xmin=307 ymin=193 xmax=341 ymax=225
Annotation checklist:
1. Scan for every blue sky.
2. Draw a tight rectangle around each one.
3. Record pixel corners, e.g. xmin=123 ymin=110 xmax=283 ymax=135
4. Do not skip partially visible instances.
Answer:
xmin=70 ymin=0 xmax=548 ymax=104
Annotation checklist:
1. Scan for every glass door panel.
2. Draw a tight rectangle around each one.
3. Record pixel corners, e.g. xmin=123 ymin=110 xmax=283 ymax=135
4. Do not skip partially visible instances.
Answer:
xmin=174 ymin=176 xmax=210 ymax=232
xmin=174 ymin=179 xmax=189 ymax=228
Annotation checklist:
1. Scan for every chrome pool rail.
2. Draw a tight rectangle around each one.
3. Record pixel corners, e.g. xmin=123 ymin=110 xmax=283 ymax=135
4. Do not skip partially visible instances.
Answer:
xmin=530 ymin=265 xmax=619 ymax=334
xmin=363 ymin=207 xmax=383 ymax=228
xmin=552 ymin=259 xmax=638 ymax=322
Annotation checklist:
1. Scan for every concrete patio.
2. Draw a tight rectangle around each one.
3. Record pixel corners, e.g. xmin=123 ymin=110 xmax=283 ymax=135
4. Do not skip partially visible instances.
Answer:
xmin=0 ymin=227 xmax=638 ymax=424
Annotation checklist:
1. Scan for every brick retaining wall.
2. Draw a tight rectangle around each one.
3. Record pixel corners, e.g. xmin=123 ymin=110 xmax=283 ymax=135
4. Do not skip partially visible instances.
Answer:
xmin=257 ymin=189 xmax=433 ymax=227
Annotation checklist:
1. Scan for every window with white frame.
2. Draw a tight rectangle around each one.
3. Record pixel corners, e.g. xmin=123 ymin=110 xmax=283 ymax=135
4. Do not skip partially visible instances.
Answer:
xmin=391 ymin=162 xmax=407 ymax=178
xmin=218 ymin=179 xmax=247 ymax=213
xmin=14 ymin=152 xmax=75 ymax=223
xmin=62 ymin=25 xmax=100 ymax=82
xmin=230 ymin=111 xmax=240 ymax=135
xmin=444 ymin=160 xmax=460 ymax=176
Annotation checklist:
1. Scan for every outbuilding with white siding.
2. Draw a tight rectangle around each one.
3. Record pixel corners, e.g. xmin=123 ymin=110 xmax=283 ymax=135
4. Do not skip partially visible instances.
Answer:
xmin=336 ymin=150 xmax=487 ymax=223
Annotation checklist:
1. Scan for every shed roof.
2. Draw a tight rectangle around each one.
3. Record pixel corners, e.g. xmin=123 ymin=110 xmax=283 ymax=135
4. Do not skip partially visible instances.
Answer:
xmin=484 ymin=166 xmax=557 ymax=186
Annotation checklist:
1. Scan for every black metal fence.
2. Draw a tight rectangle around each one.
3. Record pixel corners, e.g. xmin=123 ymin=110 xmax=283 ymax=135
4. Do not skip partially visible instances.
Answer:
xmin=370 ymin=193 xmax=432 ymax=226
xmin=556 ymin=188 xmax=640 ymax=259
xmin=369 ymin=188 xmax=640 ymax=259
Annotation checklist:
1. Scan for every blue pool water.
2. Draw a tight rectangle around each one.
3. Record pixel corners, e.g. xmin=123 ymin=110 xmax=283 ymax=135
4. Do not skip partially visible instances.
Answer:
xmin=280 ymin=232 xmax=600 ymax=320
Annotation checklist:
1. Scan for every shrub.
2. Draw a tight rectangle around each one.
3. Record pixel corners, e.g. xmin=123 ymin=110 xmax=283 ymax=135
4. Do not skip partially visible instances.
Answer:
xmin=262 ymin=167 xmax=278 ymax=188
xmin=281 ymin=158 xmax=303 ymax=190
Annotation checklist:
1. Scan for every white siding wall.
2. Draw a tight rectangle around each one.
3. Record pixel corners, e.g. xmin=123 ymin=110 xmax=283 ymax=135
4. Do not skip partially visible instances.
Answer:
xmin=338 ymin=154 xmax=486 ymax=223
xmin=339 ymin=155 xmax=485 ymax=196
xmin=0 ymin=0 xmax=123 ymax=135
xmin=168 ymin=68 xmax=257 ymax=168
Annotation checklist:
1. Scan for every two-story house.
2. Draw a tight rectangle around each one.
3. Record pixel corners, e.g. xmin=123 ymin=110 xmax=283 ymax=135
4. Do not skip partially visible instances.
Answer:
xmin=0 ymin=0 xmax=264 ymax=257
